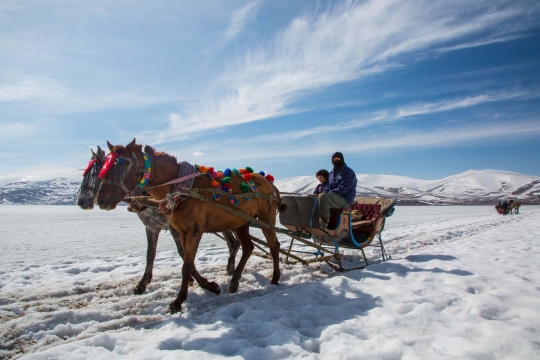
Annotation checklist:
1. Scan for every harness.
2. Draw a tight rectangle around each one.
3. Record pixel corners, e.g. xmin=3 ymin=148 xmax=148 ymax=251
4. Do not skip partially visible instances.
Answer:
xmin=101 ymin=152 xmax=281 ymax=229
xmin=99 ymin=152 xmax=152 ymax=194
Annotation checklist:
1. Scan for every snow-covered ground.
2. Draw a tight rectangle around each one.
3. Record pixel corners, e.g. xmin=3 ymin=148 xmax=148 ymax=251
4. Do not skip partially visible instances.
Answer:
xmin=1 ymin=205 xmax=540 ymax=359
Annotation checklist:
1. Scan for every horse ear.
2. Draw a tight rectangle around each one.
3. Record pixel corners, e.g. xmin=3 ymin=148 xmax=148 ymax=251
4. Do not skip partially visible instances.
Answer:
xmin=91 ymin=148 xmax=96 ymax=157
xmin=107 ymin=141 xmax=114 ymax=152
xmin=97 ymin=146 xmax=106 ymax=161
xmin=125 ymin=138 xmax=136 ymax=155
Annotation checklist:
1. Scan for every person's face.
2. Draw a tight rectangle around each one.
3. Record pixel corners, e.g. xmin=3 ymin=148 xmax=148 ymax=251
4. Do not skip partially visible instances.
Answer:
xmin=317 ymin=175 xmax=327 ymax=183
xmin=332 ymin=157 xmax=341 ymax=163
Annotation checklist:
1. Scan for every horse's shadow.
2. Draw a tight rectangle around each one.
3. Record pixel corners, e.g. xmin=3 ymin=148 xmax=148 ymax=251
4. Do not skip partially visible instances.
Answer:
xmin=154 ymin=276 xmax=380 ymax=356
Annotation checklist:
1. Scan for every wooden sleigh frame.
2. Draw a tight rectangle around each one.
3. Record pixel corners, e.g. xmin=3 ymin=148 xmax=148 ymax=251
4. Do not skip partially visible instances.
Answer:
xmin=240 ymin=196 xmax=396 ymax=272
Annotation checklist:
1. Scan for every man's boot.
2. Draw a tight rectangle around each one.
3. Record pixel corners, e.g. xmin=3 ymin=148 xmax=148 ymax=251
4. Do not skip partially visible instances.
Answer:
xmin=319 ymin=217 xmax=329 ymax=229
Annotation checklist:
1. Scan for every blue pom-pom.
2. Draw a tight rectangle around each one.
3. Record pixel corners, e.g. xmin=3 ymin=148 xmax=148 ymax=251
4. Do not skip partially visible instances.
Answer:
xmin=233 ymin=168 xmax=239 ymax=175
xmin=224 ymin=168 xmax=231 ymax=177
xmin=258 ymin=171 xmax=265 ymax=176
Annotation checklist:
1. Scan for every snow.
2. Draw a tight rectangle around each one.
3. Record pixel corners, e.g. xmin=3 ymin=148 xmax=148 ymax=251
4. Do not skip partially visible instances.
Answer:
xmin=1 ymin=205 xmax=540 ymax=359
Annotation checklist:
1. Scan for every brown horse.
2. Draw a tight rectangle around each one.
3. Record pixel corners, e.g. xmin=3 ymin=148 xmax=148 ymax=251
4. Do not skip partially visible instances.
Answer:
xmin=95 ymin=139 xmax=282 ymax=314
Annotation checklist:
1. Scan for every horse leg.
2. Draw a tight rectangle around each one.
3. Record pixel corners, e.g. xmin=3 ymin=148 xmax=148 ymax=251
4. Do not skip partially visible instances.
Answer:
xmin=170 ymin=225 xmax=195 ymax=286
xmin=134 ymin=227 xmax=160 ymax=295
xmin=258 ymin=213 xmax=281 ymax=285
xmin=229 ymin=224 xmax=254 ymax=294
xmin=222 ymin=231 xmax=241 ymax=276
xmin=169 ymin=233 xmax=220 ymax=314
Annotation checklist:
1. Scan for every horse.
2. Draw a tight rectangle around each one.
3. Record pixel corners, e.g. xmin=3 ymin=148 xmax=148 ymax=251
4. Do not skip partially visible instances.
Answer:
xmin=77 ymin=146 xmax=240 ymax=295
xmin=95 ymin=139 xmax=282 ymax=314
xmin=510 ymin=200 xmax=521 ymax=215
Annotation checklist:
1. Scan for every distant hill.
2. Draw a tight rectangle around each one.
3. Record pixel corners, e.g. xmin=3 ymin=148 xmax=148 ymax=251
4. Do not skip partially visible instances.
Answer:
xmin=274 ymin=169 xmax=540 ymax=205
xmin=1 ymin=169 xmax=539 ymax=205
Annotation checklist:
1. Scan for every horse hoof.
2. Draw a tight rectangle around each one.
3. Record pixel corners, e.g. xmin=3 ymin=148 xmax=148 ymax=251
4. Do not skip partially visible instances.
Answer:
xmin=133 ymin=284 xmax=146 ymax=295
xmin=210 ymin=283 xmax=221 ymax=295
xmin=226 ymin=267 xmax=234 ymax=276
xmin=169 ymin=301 xmax=182 ymax=314
xmin=188 ymin=277 xmax=195 ymax=287
xmin=270 ymin=280 xmax=279 ymax=285
xmin=229 ymin=280 xmax=239 ymax=294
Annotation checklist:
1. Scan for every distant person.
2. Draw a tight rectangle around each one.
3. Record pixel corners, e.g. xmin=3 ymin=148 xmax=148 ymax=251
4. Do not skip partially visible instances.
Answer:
xmin=313 ymin=169 xmax=329 ymax=195
xmin=317 ymin=152 xmax=357 ymax=229
xmin=502 ymin=200 xmax=509 ymax=215
xmin=497 ymin=201 xmax=501 ymax=206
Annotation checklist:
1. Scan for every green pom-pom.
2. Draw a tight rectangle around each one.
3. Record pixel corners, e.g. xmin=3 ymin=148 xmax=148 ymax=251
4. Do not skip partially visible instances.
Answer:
xmin=246 ymin=166 xmax=254 ymax=173
xmin=222 ymin=177 xmax=231 ymax=184
xmin=240 ymin=182 xmax=250 ymax=193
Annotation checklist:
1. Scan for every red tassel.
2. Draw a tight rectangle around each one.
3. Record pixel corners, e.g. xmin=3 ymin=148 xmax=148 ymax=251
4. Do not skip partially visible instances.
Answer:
xmin=99 ymin=153 xmax=118 ymax=179
xmin=83 ymin=159 xmax=98 ymax=176
xmin=243 ymin=173 xmax=252 ymax=181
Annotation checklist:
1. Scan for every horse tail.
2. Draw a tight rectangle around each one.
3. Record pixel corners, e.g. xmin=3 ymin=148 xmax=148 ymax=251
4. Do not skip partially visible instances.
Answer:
xmin=272 ymin=184 xmax=287 ymax=213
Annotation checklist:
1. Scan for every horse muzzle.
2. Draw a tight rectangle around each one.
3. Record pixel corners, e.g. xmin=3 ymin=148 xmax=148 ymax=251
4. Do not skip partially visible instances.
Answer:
xmin=97 ymin=198 xmax=118 ymax=211
xmin=77 ymin=196 xmax=95 ymax=210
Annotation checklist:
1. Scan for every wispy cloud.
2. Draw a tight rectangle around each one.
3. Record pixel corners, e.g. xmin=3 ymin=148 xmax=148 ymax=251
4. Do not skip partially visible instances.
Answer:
xmin=0 ymin=123 xmax=38 ymax=139
xmin=168 ymin=119 xmax=540 ymax=165
xmin=395 ymin=89 xmax=535 ymax=118
xmin=0 ymin=73 xmax=65 ymax=102
xmin=145 ymin=0 xmax=536 ymax=143
xmin=222 ymin=1 xmax=261 ymax=45
xmin=237 ymin=88 xmax=540 ymax=144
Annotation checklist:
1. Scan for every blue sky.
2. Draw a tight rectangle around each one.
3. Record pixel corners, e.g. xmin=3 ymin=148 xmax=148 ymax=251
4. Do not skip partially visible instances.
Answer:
xmin=1 ymin=0 xmax=540 ymax=180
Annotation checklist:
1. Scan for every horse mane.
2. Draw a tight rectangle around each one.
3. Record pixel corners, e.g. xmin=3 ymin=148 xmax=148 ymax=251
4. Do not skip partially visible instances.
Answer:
xmin=144 ymin=145 xmax=178 ymax=165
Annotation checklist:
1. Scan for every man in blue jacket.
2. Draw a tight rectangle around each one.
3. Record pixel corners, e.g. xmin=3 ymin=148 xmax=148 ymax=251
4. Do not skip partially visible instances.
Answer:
xmin=317 ymin=152 xmax=357 ymax=229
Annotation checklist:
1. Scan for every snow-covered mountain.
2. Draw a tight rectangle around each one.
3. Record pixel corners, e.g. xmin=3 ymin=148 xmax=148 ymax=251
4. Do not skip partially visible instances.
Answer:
xmin=1 ymin=169 xmax=539 ymax=205
xmin=274 ymin=169 xmax=540 ymax=205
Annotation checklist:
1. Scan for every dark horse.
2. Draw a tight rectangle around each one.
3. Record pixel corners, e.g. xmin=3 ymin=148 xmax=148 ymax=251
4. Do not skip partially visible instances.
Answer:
xmin=96 ymin=139 xmax=282 ymax=314
xmin=77 ymin=146 xmax=240 ymax=295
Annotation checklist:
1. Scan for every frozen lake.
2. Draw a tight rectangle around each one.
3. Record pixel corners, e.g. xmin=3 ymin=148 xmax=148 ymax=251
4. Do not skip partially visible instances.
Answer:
xmin=0 ymin=205 xmax=525 ymax=266
xmin=1 ymin=205 xmax=540 ymax=359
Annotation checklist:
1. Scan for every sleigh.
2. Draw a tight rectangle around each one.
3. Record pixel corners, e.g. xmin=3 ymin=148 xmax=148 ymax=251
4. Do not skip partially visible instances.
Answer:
xmin=247 ymin=196 xmax=395 ymax=271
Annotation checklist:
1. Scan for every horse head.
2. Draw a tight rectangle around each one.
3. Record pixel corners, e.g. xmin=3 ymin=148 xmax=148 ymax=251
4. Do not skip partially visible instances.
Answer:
xmin=77 ymin=146 xmax=106 ymax=209
xmin=96 ymin=138 xmax=144 ymax=210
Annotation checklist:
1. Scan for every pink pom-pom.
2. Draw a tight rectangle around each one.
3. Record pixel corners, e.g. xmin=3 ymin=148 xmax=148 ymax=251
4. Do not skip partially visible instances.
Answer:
xmin=212 ymin=171 xmax=220 ymax=179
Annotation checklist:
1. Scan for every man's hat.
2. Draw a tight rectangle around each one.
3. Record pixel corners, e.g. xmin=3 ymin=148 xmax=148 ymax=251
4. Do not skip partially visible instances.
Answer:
xmin=332 ymin=152 xmax=344 ymax=160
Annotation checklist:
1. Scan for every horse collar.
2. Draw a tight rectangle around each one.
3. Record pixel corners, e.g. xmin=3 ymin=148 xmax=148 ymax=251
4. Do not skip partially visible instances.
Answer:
xmin=137 ymin=152 xmax=151 ymax=187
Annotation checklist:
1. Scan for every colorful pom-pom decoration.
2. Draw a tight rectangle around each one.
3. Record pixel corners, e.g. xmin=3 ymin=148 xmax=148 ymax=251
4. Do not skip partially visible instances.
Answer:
xmin=211 ymin=180 xmax=219 ymax=187
xmin=246 ymin=166 xmax=254 ymax=173
xmin=208 ymin=167 xmax=214 ymax=173
xmin=222 ymin=176 xmax=231 ymax=184
xmin=218 ymin=171 xmax=223 ymax=178
xmin=198 ymin=166 xmax=208 ymax=173
xmin=224 ymin=168 xmax=231 ymax=177
xmin=240 ymin=182 xmax=250 ymax=193
xmin=212 ymin=171 xmax=220 ymax=179
xmin=233 ymin=168 xmax=239 ymax=175
xmin=243 ymin=173 xmax=252 ymax=181
xmin=258 ymin=171 xmax=265 ymax=176
xmin=222 ymin=183 xmax=231 ymax=191
xmin=265 ymin=174 xmax=275 ymax=182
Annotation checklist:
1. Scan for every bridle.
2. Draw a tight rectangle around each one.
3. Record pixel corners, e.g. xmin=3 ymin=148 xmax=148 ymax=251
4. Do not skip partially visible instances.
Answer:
xmin=98 ymin=151 xmax=152 ymax=195
xmin=78 ymin=158 xmax=103 ymax=197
